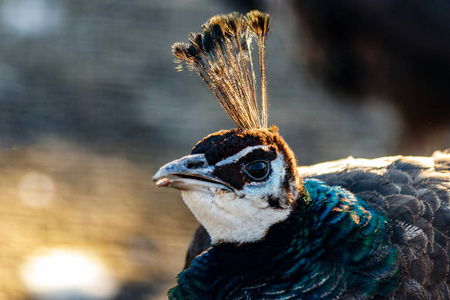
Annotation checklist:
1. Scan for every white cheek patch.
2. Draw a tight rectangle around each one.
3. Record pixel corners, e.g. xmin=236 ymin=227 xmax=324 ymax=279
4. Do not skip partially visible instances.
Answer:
xmin=180 ymin=155 xmax=292 ymax=244
xmin=181 ymin=190 xmax=291 ymax=243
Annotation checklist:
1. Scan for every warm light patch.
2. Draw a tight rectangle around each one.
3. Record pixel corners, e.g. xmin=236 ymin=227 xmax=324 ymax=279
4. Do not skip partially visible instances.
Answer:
xmin=18 ymin=171 xmax=55 ymax=207
xmin=349 ymin=211 xmax=361 ymax=225
xmin=20 ymin=249 xmax=119 ymax=299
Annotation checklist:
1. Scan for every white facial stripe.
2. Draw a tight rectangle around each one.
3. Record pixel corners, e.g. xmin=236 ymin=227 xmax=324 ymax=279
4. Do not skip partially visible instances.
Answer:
xmin=216 ymin=145 xmax=270 ymax=167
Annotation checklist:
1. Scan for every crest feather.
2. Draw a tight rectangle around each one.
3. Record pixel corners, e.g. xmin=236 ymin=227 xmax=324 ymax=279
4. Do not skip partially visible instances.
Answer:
xmin=172 ymin=11 xmax=271 ymax=130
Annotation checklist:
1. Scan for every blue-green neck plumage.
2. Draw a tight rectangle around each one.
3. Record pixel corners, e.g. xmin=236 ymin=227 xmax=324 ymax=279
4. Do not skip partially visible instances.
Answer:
xmin=169 ymin=179 xmax=399 ymax=299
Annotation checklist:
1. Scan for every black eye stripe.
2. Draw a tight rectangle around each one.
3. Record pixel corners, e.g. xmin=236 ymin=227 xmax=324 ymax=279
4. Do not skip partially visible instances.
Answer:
xmin=240 ymin=147 xmax=277 ymax=165
xmin=212 ymin=163 xmax=245 ymax=190
xmin=211 ymin=147 xmax=277 ymax=190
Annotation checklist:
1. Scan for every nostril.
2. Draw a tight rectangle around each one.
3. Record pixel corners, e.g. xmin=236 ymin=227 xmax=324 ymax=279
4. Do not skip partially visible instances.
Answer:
xmin=187 ymin=161 xmax=206 ymax=169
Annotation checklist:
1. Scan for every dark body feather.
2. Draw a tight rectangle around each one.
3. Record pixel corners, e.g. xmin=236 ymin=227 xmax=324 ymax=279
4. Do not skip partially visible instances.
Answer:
xmin=184 ymin=151 xmax=450 ymax=299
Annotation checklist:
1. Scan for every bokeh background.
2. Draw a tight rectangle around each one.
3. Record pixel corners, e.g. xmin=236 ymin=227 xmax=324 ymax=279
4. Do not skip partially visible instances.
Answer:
xmin=0 ymin=0 xmax=449 ymax=299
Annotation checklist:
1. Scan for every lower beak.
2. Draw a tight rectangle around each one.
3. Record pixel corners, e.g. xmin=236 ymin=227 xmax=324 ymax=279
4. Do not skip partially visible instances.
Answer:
xmin=153 ymin=154 xmax=236 ymax=193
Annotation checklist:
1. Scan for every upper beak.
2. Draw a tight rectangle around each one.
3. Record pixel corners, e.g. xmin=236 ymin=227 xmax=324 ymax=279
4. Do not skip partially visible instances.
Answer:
xmin=153 ymin=154 xmax=236 ymax=193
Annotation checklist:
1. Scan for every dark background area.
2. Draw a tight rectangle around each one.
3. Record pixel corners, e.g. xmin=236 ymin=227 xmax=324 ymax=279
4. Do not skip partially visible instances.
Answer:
xmin=0 ymin=0 xmax=449 ymax=299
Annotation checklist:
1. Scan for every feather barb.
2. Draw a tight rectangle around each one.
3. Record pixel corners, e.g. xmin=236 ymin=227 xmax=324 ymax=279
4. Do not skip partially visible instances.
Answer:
xmin=172 ymin=11 xmax=271 ymax=130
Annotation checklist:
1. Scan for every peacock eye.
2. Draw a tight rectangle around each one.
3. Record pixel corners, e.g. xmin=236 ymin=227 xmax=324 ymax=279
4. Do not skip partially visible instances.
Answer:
xmin=244 ymin=161 xmax=270 ymax=181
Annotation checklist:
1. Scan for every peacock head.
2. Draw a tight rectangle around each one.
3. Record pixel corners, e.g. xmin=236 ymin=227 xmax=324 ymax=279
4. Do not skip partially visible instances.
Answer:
xmin=153 ymin=126 xmax=304 ymax=244
xmin=154 ymin=11 xmax=305 ymax=244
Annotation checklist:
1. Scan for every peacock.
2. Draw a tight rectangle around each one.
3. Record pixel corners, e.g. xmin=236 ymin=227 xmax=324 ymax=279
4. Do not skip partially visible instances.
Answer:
xmin=153 ymin=11 xmax=450 ymax=299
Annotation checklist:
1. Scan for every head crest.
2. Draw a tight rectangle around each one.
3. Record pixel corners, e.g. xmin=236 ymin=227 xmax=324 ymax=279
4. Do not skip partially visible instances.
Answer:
xmin=172 ymin=10 xmax=271 ymax=130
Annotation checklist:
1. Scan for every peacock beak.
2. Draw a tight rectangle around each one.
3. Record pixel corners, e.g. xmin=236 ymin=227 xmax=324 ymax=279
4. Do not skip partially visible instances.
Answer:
xmin=153 ymin=154 xmax=236 ymax=193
